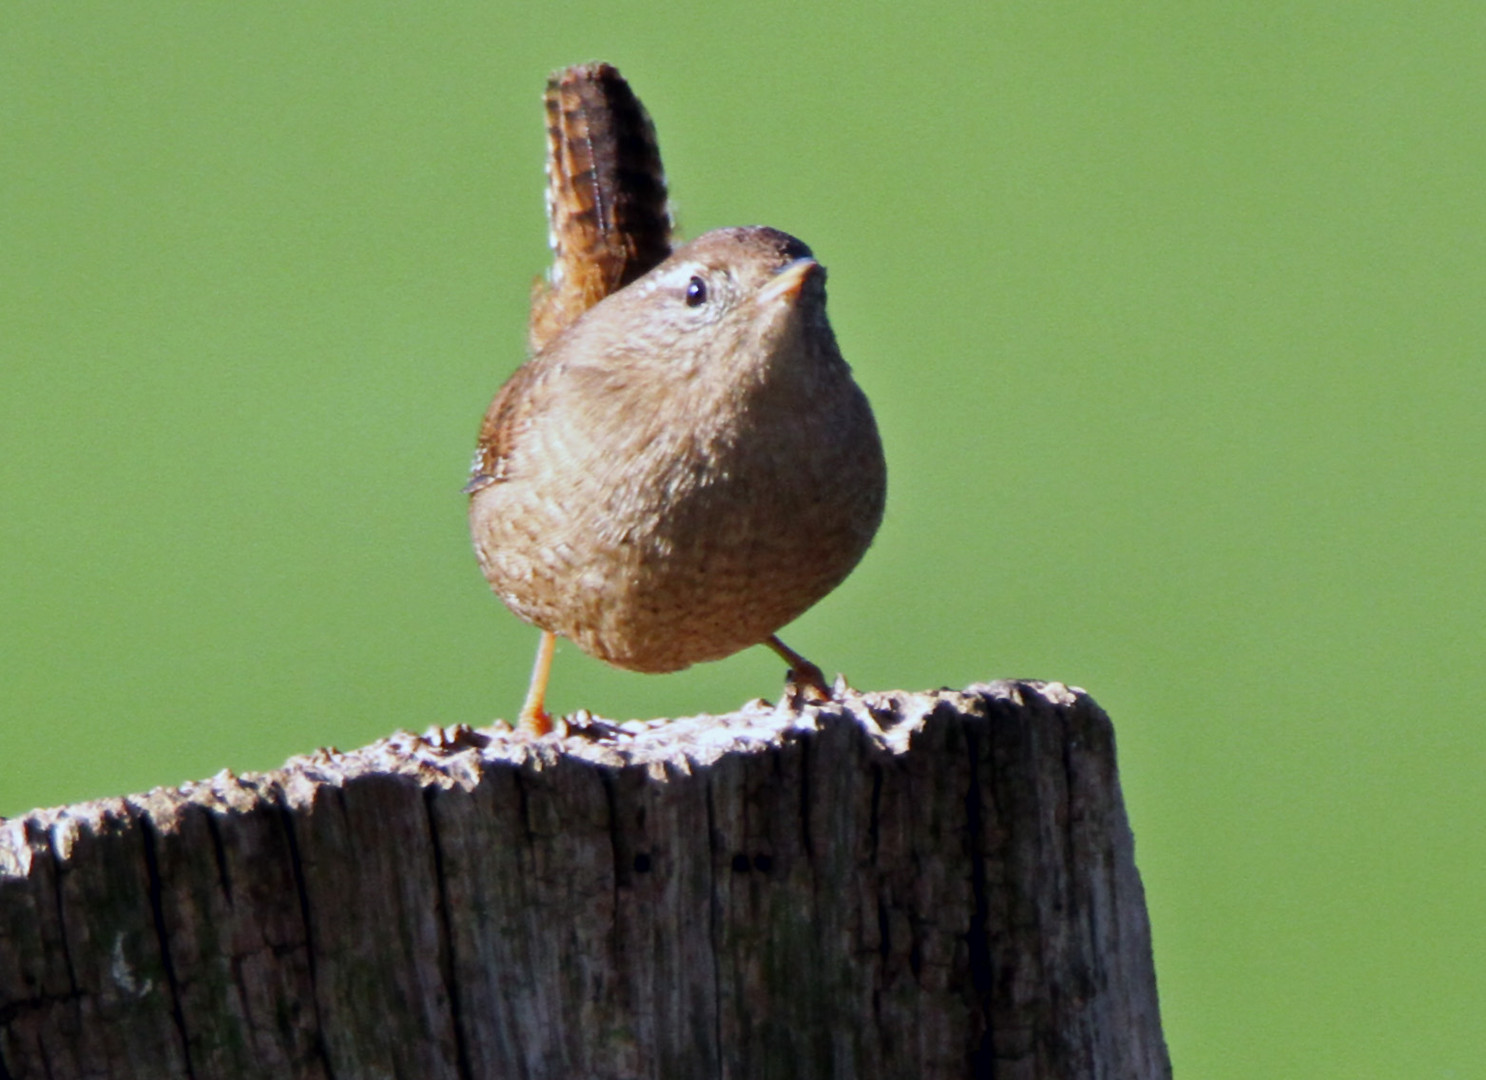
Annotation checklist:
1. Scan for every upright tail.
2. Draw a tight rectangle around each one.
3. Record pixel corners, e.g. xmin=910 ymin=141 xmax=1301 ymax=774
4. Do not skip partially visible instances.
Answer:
xmin=528 ymin=62 xmax=673 ymax=352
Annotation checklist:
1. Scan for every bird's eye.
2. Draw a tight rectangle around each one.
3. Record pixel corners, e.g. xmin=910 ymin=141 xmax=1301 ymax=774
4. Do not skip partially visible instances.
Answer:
xmin=684 ymin=276 xmax=708 ymax=307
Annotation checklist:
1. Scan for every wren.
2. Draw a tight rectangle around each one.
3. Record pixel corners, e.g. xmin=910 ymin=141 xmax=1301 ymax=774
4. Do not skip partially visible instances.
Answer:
xmin=468 ymin=67 xmax=886 ymax=732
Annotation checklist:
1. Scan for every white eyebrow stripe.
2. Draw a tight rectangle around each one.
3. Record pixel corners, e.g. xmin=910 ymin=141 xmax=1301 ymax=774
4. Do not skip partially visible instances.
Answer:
xmin=655 ymin=263 xmax=705 ymax=289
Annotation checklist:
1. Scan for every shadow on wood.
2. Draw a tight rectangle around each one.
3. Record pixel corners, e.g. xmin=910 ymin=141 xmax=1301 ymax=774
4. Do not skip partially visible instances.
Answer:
xmin=0 ymin=680 xmax=1170 ymax=1079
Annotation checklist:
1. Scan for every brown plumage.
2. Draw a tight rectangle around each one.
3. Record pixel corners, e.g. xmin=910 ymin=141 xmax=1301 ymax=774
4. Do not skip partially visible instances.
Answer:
xmin=527 ymin=62 xmax=672 ymax=353
xmin=470 ymin=225 xmax=885 ymax=678
xmin=469 ymin=65 xmax=885 ymax=731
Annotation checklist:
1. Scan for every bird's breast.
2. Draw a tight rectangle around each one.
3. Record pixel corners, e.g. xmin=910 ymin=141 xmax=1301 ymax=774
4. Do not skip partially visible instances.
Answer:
xmin=469 ymin=353 xmax=884 ymax=673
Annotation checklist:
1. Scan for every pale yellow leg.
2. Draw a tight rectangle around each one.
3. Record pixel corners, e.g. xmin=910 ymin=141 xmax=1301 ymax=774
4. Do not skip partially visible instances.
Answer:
xmin=765 ymin=634 xmax=830 ymax=700
xmin=518 ymin=630 xmax=558 ymax=734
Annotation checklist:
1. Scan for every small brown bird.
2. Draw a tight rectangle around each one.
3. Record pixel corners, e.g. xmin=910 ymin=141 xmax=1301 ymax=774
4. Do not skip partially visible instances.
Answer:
xmin=468 ymin=227 xmax=886 ymax=731
xmin=468 ymin=66 xmax=885 ymax=733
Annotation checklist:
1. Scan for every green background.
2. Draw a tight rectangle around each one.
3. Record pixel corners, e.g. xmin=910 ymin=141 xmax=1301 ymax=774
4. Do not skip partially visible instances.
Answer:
xmin=3 ymin=3 xmax=1481 ymax=1076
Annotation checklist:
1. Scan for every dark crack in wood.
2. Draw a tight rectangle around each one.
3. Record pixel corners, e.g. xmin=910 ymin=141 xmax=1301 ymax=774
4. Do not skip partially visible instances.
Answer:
xmin=423 ymin=788 xmax=475 ymax=1080
xmin=276 ymin=801 xmax=337 ymax=1080
xmin=136 ymin=816 xmax=196 ymax=1079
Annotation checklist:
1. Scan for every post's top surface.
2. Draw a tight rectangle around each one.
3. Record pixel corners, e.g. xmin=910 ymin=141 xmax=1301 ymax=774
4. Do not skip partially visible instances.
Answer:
xmin=2 ymin=681 xmax=1096 ymax=842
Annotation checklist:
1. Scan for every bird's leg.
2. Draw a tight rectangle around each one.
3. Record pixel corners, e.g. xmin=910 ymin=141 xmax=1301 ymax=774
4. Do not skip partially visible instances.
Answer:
xmin=766 ymin=634 xmax=831 ymax=703
xmin=517 ymin=630 xmax=558 ymax=734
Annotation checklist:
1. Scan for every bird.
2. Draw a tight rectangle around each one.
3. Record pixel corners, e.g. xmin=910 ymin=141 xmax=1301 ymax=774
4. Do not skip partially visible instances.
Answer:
xmin=466 ymin=65 xmax=885 ymax=733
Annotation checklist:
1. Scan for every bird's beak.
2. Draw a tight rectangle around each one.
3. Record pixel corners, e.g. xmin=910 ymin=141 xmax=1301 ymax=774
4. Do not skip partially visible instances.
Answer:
xmin=756 ymin=257 xmax=820 ymax=306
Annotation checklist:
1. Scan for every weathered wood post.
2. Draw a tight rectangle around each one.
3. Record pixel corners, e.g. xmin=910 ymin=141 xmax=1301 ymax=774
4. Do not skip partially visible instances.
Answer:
xmin=0 ymin=680 xmax=1169 ymax=1078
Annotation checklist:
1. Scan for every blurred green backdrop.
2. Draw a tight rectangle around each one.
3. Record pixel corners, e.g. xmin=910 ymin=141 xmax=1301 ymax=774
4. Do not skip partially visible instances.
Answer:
xmin=3 ymin=3 xmax=1482 ymax=1076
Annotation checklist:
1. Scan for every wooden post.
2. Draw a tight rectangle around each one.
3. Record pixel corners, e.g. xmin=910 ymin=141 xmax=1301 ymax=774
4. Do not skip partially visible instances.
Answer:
xmin=0 ymin=681 xmax=1170 ymax=1079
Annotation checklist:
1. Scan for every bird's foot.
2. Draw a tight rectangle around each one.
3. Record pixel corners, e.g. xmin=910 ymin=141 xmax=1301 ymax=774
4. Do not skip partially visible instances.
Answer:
xmin=516 ymin=704 xmax=555 ymax=735
xmin=766 ymin=633 xmax=834 ymax=709
xmin=784 ymin=665 xmax=832 ymax=709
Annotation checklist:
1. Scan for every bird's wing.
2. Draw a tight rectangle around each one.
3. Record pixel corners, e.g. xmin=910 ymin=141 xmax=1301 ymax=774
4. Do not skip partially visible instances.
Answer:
xmin=464 ymin=359 xmax=547 ymax=494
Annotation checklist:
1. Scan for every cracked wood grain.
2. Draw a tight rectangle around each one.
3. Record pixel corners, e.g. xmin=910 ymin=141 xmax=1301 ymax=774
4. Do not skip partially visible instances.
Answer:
xmin=0 ymin=681 xmax=1170 ymax=1079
